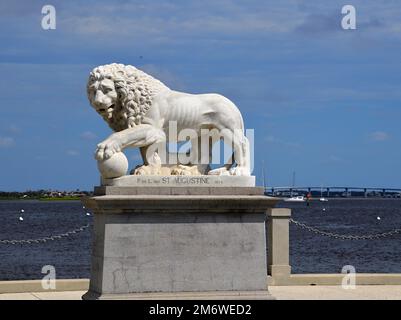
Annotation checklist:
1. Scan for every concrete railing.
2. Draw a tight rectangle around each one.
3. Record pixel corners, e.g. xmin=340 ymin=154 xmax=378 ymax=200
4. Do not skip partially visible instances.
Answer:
xmin=267 ymin=208 xmax=291 ymax=281
xmin=266 ymin=208 xmax=401 ymax=286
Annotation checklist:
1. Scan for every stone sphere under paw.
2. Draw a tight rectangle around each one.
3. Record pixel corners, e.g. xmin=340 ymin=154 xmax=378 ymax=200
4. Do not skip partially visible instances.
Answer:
xmin=97 ymin=152 xmax=128 ymax=179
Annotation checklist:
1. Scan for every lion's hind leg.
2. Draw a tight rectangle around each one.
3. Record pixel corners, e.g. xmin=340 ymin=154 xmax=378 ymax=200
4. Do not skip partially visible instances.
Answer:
xmin=229 ymin=133 xmax=251 ymax=176
xmin=207 ymin=128 xmax=236 ymax=176
xmin=206 ymin=128 xmax=250 ymax=176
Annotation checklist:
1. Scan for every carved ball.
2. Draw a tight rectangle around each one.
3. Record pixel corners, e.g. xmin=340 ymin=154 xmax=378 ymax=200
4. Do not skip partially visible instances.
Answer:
xmin=97 ymin=152 xmax=128 ymax=179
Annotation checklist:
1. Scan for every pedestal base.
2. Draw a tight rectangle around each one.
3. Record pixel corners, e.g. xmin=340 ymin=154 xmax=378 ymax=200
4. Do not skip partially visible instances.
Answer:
xmin=82 ymin=186 xmax=278 ymax=299
xmin=82 ymin=290 xmax=274 ymax=300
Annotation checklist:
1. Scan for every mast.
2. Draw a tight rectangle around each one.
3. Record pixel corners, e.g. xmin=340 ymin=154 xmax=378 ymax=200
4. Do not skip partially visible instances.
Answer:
xmin=262 ymin=160 xmax=266 ymax=190
xmin=291 ymin=171 xmax=296 ymax=197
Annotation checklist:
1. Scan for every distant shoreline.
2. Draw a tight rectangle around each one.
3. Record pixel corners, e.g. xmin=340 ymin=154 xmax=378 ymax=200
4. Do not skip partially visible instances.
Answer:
xmin=1 ymin=196 xmax=400 ymax=202
xmin=0 ymin=196 xmax=83 ymax=201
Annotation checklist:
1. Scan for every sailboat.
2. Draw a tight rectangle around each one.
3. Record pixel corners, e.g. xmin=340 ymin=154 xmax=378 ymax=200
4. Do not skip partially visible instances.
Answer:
xmin=284 ymin=195 xmax=306 ymax=202
xmin=284 ymin=171 xmax=306 ymax=202
xmin=319 ymin=186 xmax=329 ymax=202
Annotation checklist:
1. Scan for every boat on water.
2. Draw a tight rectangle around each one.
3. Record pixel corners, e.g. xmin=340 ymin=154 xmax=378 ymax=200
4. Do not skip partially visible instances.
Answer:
xmin=319 ymin=186 xmax=329 ymax=202
xmin=284 ymin=196 xmax=305 ymax=202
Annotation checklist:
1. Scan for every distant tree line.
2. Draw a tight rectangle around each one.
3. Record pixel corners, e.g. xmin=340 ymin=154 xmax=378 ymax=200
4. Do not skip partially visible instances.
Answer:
xmin=0 ymin=190 xmax=93 ymax=199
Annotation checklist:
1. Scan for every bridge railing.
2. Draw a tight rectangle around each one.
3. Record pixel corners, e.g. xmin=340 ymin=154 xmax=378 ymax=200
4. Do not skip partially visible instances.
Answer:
xmin=264 ymin=187 xmax=401 ymax=198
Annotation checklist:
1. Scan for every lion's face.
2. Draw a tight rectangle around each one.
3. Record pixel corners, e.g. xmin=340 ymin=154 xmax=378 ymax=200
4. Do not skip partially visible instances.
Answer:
xmin=87 ymin=77 xmax=118 ymax=119
xmin=88 ymin=63 xmax=170 ymax=131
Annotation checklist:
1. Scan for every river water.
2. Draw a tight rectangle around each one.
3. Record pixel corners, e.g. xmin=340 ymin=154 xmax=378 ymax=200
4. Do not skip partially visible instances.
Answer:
xmin=0 ymin=199 xmax=400 ymax=280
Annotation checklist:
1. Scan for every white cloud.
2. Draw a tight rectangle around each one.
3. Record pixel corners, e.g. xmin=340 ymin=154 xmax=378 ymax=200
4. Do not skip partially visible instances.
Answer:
xmin=5 ymin=124 xmax=21 ymax=134
xmin=369 ymin=131 xmax=389 ymax=141
xmin=265 ymin=135 xmax=276 ymax=143
xmin=80 ymin=131 xmax=97 ymax=140
xmin=52 ymin=0 xmax=401 ymax=45
xmin=60 ymin=1 xmax=303 ymax=40
xmin=34 ymin=155 xmax=47 ymax=161
xmin=66 ymin=150 xmax=79 ymax=156
xmin=265 ymin=135 xmax=301 ymax=148
xmin=0 ymin=136 xmax=14 ymax=147
xmin=328 ymin=155 xmax=345 ymax=163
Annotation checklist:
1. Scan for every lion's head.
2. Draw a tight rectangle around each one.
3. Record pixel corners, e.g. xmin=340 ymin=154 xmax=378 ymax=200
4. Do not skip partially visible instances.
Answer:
xmin=87 ymin=63 xmax=169 ymax=132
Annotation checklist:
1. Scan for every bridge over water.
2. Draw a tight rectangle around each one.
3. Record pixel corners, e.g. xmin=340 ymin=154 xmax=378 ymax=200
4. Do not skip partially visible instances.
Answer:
xmin=265 ymin=186 xmax=401 ymax=198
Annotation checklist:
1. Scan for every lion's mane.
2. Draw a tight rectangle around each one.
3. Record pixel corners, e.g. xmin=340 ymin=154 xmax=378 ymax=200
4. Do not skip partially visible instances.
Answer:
xmin=87 ymin=63 xmax=169 ymax=132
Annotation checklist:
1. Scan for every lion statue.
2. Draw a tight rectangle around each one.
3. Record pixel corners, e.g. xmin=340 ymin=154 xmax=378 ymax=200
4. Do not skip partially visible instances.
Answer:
xmin=87 ymin=63 xmax=251 ymax=176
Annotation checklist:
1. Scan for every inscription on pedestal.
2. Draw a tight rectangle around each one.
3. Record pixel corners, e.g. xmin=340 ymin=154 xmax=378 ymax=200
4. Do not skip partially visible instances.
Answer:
xmin=137 ymin=176 xmax=221 ymax=185
xmin=102 ymin=175 xmax=255 ymax=187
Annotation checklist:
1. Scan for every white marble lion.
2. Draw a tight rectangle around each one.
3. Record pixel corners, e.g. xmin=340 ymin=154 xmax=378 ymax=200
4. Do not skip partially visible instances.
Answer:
xmin=87 ymin=63 xmax=250 ymax=176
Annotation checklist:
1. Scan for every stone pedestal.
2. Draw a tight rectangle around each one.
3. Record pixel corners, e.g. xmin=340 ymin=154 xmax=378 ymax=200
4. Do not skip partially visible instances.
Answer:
xmin=82 ymin=182 xmax=278 ymax=300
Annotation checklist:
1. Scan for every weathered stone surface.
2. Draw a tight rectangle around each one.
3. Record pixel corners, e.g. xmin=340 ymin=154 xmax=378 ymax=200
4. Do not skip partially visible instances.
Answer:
xmin=97 ymin=152 xmax=128 ymax=179
xmin=83 ymin=195 xmax=278 ymax=214
xmin=82 ymin=191 xmax=278 ymax=298
xmin=83 ymin=290 xmax=274 ymax=300
xmin=94 ymin=186 xmax=264 ymax=196
xmin=88 ymin=63 xmax=252 ymax=179
xmin=102 ymin=175 xmax=255 ymax=187
xmin=97 ymin=213 xmax=265 ymax=293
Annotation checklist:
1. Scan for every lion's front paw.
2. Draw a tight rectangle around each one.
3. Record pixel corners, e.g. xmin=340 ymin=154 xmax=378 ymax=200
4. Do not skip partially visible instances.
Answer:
xmin=171 ymin=165 xmax=193 ymax=176
xmin=170 ymin=165 xmax=203 ymax=176
xmin=95 ymin=138 xmax=122 ymax=160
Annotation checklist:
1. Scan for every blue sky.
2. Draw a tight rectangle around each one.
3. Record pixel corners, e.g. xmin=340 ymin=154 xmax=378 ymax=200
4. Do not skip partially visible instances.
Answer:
xmin=1 ymin=0 xmax=401 ymax=190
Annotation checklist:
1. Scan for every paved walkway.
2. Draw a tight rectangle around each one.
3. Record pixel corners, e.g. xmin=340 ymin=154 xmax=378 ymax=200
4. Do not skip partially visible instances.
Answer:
xmin=271 ymin=285 xmax=401 ymax=300
xmin=1 ymin=286 xmax=401 ymax=300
